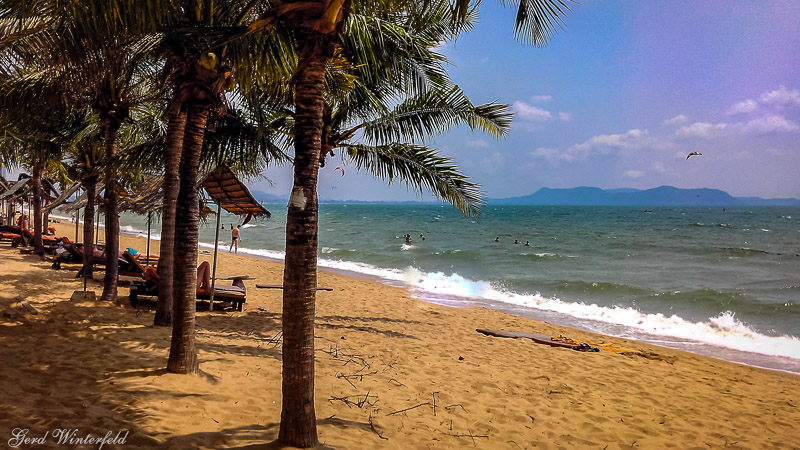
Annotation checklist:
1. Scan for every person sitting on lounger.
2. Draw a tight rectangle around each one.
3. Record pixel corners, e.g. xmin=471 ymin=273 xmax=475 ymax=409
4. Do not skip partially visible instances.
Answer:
xmin=197 ymin=261 xmax=212 ymax=293
xmin=143 ymin=262 xmax=214 ymax=292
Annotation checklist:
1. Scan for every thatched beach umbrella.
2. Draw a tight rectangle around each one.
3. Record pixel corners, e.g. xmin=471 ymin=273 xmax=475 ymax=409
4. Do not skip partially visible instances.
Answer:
xmin=201 ymin=165 xmax=271 ymax=310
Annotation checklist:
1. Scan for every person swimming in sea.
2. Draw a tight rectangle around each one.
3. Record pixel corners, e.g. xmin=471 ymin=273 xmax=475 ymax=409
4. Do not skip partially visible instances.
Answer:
xmin=514 ymin=239 xmax=520 ymax=244
xmin=525 ymin=241 xmax=530 ymax=246
xmin=495 ymin=237 xmax=500 ymax=242
xmin=405 ymin=234 xmax=412 ymax=243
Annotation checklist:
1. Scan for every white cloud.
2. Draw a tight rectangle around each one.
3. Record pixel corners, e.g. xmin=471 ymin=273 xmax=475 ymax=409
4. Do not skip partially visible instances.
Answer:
xmin=727 ymin=99 xmax=758 ymax=115
xmin=513 ymin=101 xmax=553 ymax=122
xmin=674 ymin=122 xmax=729 ymax=139
xmin=532 ymin=129 xmax=666 ymax=164
xmin=479 ymin=152 xmax=505 ymax=167
xmin=663 ymin=114 xmax=688 ymax=125
xmin=529 ymin=95 xmax=552 ymax=102
xmin=513 ymin=101 xmax=573 ymax=131
xmin=466 ymin=138 xmax=490 ymax=148
xmin=675 ymin=115 xmax=798 ymax=139
xmin=743 ymin=115 xmax=799 ymax=134
xmin=625 ymin=170 xmax=645 ymax=179
xmin=571 ymin=129 xmax=656 ymax=152
xmin=531 ymin=147 xmax=576 ymax=164
xmin=759 ymin=85 xmax=800 ymax=107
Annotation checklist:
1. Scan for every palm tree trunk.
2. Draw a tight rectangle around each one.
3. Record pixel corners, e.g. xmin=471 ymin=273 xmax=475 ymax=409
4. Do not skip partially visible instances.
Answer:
xmin=101 ymin=122 xmax=120 ymax=303
xmin=31 ymin=162 xmax=44 ymax=255
xmin=155 ymin=106 xmax=186 ymax=326
xmin=82 ymin=178 xmax=96 ymax=279
xmin=278 ymin=44 xmax=326 ymax=448
xmin=166 ymin=105 xmax=208 ymax=374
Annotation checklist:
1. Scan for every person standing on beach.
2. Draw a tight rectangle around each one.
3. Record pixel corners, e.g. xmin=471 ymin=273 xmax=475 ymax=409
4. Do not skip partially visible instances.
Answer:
xmin=229 ymin=225 xmax=240 ymax=253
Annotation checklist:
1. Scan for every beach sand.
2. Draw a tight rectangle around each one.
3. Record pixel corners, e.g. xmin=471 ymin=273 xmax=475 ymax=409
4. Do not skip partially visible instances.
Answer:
xmin=1 ymin=220 xmax=798 ymax=449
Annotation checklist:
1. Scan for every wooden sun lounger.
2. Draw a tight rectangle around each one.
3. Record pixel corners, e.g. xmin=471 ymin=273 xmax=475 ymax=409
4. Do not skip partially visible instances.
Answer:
xmin=0 ymin=225 xmax=23 ymax=241
xmin=119 ymin=251 xmax=149 ymax=278
xmin=11 ymin=229 xmax=67 ymax=248
xmin=129 ymin=274 xmax=249 ymax=312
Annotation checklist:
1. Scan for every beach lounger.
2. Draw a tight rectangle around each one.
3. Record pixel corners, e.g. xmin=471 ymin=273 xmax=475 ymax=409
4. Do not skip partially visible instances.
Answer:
xmin=51 ymin=243 xmax=100 ymax=269
xmin=129 ymin=265 xmax=249 ymax=312
xmin=11 ymin=229 xmax=65 ymax=248
xmin=118 ymin=251 xmax=148 ymax=278
xmin=0 ymin=225 xmax=23 ymax=241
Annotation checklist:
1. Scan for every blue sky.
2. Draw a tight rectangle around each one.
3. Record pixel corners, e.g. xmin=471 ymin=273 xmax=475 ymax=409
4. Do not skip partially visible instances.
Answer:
xmin=7 ymin=2 xmax=792 ymax=202
xmin=249 ymin=0 xmax=800 ymax=202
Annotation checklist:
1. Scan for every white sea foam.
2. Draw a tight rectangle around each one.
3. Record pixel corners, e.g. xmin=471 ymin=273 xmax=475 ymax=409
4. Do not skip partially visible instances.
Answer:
xmin=119 ymin=225 xmax=161 ymax=240
xmin=401 ymin=269 xmax=800 ymax=360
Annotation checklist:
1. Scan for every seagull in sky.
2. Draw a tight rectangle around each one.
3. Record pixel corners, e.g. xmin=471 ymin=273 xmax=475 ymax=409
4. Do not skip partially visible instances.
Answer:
xmin=686 ymin=151 xmax=702 ymax=160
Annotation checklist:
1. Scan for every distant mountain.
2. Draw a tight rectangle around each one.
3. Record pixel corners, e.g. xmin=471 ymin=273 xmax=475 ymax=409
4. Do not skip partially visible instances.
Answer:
xmin=251 ymin=190 xmax=288 ymax=204
xmin=251 ymin=190 xmax=437 ymax=206
xmin=489 ymin=186 xmax=800 ymax=206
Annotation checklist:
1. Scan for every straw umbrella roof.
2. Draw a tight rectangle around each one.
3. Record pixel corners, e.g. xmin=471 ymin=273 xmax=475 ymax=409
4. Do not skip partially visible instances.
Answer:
xmin=118 ymin=176 xmax=164 ymax=215
xmin=202 ymin=166 xmax=271 ymax=218
xmin=0 ymin=176 xmax=31 ymax=200
xmin=43 ymin=182 xmax=81 ymax=214
xmin=0 ymin=176 xmax=58 ymax=201
xmin=60 ymin=183 xmax=106 ymax=212
xmin=58 ymin=167 xmax=269 ymax=219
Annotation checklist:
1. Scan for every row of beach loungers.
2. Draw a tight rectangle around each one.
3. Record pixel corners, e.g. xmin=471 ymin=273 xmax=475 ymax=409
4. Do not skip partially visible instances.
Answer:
xmin=2 ymin=224 xmax=248 ymax=311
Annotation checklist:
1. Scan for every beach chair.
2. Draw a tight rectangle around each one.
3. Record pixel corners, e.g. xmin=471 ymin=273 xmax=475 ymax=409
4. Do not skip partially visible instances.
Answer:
xmin=0 ymin=225 xmax=23 ymax=242
xmin=118 ymin=250 xmax=148 ymax=278
xmin=11 ymin=229 xmax=65 ymax=248
xmin=51 ymin=242 xmax=98 ymax=269
xmin=129 ymin=265 xmax=248 ymax=312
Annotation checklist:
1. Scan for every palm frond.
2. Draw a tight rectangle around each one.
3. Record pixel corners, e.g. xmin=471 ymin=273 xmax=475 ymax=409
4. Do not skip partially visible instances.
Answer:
xmin=360 ymin=86 xmax=512 ymax=144
xmin=343 ymin=143 xmax=484 ymax=216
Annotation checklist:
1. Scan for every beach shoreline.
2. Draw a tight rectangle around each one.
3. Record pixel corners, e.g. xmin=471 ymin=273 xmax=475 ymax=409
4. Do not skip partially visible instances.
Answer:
xmin=98 ymin=213 xmax=800 ymax=376
xmin=1 ymin=220 xmax=798 ymax=448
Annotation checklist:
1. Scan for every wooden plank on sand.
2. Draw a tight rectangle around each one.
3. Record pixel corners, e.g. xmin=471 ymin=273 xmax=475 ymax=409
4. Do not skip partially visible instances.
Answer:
xmin=15 ymin=295 xmax=38 ymax=315
xmin=255 ymin=284 xmax=333 ymax=291
xmin=476 ymin=329 xmax=580 ymax=349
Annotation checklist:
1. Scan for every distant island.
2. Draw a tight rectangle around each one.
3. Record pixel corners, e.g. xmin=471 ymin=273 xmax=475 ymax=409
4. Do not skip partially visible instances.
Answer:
xmin=488 ymin=186 xmax=800 ymax=207
xmin=251 ymin=187 xmax=800 ymax=207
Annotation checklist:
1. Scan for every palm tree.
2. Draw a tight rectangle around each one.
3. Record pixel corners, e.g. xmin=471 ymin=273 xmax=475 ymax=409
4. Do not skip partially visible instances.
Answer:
xmin=0 ymin=91 xmax=70 ymax=256
xmin=4 ymin=2 xmax=571 ymax=446
xmin=246 ymin=0 xmax=571 ymax=446
xmin=0 ymin=6 xmax=165 ymax=302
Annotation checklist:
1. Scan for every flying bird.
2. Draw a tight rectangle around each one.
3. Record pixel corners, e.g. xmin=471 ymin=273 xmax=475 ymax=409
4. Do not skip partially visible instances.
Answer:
xmin=686 ymin=151 xmax=702 ymax=160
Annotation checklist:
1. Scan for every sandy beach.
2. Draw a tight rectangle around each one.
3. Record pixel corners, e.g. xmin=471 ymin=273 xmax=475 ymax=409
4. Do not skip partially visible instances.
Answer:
xmin=1 ymin=220 xmax=799 ymax=449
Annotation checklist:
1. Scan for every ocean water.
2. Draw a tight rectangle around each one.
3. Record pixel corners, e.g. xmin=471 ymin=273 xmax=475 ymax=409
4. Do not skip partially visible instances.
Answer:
xmin=112 ymin=205 xmax=800 ymax=374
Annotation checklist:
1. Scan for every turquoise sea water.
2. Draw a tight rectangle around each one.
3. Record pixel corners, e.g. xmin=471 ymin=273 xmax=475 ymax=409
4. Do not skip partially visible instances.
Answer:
xmin=110 ymin=205 xmax=800 ymax=374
